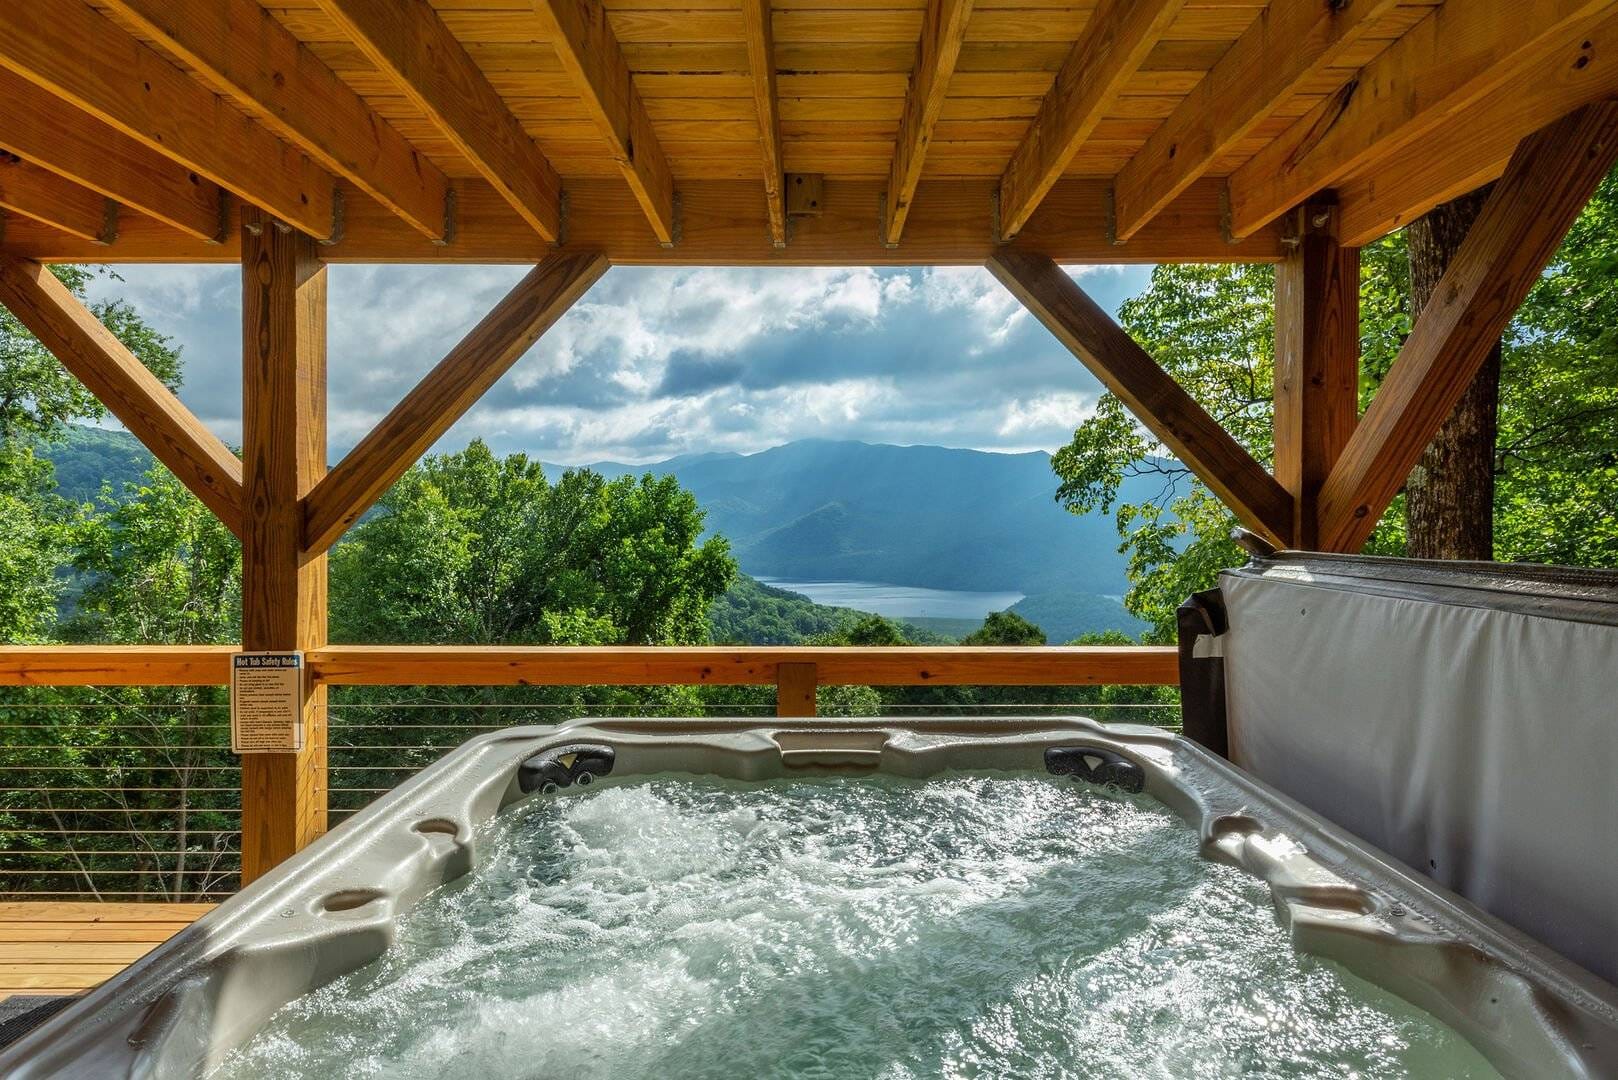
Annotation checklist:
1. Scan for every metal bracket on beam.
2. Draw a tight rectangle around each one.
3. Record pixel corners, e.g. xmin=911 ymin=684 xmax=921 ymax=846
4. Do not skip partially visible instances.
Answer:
xmin=786 ymin=173 xmax=823 ymax=219
xmin=658 ymin=191 xmax=681 ymax=249
xmin=434 ymin=187 xmax=458 ymax=248
xmin=318 ymin=187 xmax=345 ymax=247
xmin=95 ymin=199 xmax=119 ymax=247
xmin=990 ymin=188 xmax=1008 ymax=246
xmin=878 ymin=189 xmax=898 ymax=250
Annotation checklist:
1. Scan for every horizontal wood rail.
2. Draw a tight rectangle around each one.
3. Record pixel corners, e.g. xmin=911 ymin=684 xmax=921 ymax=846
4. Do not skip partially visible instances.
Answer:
xmin=0 ymin=645 xmax=1179 ymax=689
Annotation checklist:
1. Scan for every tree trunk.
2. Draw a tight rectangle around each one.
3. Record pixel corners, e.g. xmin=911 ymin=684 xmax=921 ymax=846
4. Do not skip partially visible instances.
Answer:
xmin=1404 ymin=187 xmax=1501 ymax=560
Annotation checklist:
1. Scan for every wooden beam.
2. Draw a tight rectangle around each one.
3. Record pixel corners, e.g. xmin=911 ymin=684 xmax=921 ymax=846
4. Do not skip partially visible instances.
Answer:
xmin=308 ymin=645 xmax=1182 ymax=687
xmin=0 ymin=257 xmax=244 ymax=533
xmin=776 ymin=661 xmax=817 ymax=716
xmin=239 ymin=209 xmax=329 ymax=884
xmin=0 ymin=646 xmax=237 ymax=686
xmin=1273 ymin=202 xmax=1359 ymax=549
xmin=0 ymin=1 xmax=335 ymax=240
xmin=997 ymin=0 xmax=1185 ymax=240
xmin=741 ymin=0 xmax=787 ymax=248
xmin=1111 ymin=0 xmax=1400 ymax=243
xmin=987 ymin=249 xmax=1294 ymax=546
xmin=1225 ymin=0 xmax=1612 ymax=240
xmin=0 ymin=644 xmax=1182 ymax=688
xmin=104 ymin=0 xmax=451 ymax=242
xmin=0 ymin=69 xmax=222 ymax=242
xmin=1316 ymin=103 xmax=1618 ymax=553
xmin=314 ymin=0 xmax=561 ymax=241
xmin=302 ymin=251 xmax=609 ymax=554
xmin=2 ymin=178 xmax=1290 ymax=267
xmin=533 ymin=0 xmax=678 ymax=244
xmin=1334 ymin=14 xmax=1618 ymax=246
xmin=0 ymin=155 xmax=116 ymax=245
xmin=883 ymin=0 xmax=975 ymax=247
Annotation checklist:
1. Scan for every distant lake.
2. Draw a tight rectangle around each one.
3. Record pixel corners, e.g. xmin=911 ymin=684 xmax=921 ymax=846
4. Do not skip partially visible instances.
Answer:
xmin=755 ymin=578 xmax=1025 ymax=621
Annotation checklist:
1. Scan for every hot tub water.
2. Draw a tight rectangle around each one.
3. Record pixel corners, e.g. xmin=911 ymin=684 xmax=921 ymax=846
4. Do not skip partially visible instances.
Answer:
xmin=212 ymin=774 xmax=1498 ymax=1079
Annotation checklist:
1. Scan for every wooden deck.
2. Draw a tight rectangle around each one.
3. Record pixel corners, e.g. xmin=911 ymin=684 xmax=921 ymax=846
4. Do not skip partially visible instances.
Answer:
xmin=0 ymin=902 xmax=213 ymax=997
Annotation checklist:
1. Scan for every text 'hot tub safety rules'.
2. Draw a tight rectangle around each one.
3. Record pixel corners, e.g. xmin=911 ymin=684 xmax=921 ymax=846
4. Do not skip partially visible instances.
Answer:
xmin=230 ymin=652 xmax=305 ymax=753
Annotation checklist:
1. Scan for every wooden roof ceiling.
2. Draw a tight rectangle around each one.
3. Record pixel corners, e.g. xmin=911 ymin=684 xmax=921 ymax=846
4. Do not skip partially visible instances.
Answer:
xmin=0 ymin=0 xmax=1612 ymax=264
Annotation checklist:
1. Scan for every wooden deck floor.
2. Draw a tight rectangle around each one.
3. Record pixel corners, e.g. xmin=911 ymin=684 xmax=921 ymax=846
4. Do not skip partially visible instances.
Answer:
xmin=0 ymin=902 xmax=214 ymax=996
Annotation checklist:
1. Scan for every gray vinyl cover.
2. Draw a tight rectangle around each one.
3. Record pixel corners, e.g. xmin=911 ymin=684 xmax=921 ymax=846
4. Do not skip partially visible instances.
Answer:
xmin=1220 ymin=554 xmax=1618 ymax=985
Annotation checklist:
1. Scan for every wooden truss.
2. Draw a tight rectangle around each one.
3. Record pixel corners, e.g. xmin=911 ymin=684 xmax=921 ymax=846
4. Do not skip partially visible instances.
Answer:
xmin=1 ymin=0 xmax=1615 ymax=883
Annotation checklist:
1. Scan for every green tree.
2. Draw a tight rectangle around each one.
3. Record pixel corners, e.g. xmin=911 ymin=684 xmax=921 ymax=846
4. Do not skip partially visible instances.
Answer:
xmin=330 ymin=439 xmax=736 ymax=646
xmin=1052 ymin=174 xmax=1618 ymax=638
xmin=961 ymin=610 xmax=1046 ymax=645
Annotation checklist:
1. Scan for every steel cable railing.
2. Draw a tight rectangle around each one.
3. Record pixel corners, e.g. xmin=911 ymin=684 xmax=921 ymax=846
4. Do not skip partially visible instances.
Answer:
xmin=0 ymin=684 xmax=1180 ymax=900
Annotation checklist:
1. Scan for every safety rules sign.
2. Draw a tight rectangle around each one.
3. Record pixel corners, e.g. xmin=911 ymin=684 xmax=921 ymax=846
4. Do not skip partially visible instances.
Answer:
xmin=230 ymin=652 xmax=305 ymax=753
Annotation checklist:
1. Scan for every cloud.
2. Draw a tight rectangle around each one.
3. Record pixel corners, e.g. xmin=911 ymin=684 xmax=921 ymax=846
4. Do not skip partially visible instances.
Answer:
xmin=83 ymin=262 xmax=1153 ymax=463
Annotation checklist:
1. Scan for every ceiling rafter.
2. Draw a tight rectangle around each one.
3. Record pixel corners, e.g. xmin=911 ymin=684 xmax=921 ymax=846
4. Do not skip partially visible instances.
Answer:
xmin=883 ymin=0 xmax=976 ymax=247
xmin=104 ymin=0 xmax=452 ymax=242
xmin=1111 ymin=0 xmax=1401 ymax=243
xmin=996 ymin=0 xmax=1186 ymax=240
xmin=1225 ymin=0 xmax=1613 ymax=240
xmin=0 ymin=1 xmax=335 ymax=239
xmin=532 ymin=0 xmax=678 ymax=245
xmin=0 ymin=155 xmax=117 ymax=246
xmin=741 ymin=0 xmax=786 ymax=247
xmin=0 ymin=70 xmax=223 ymax=243
xmin=314 ymin=0 xmax=562 ymax=241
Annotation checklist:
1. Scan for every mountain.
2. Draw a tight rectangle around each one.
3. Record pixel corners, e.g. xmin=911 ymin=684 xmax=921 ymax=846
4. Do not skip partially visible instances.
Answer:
xmin=568 ymin=439 xmax=1165 ymax=598
xmin=38 ymin=426 xmax=155 ymax=505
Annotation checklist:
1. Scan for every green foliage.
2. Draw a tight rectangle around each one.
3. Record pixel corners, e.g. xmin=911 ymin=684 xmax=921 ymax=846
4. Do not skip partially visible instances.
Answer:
xmin=1053 ymin=172 xmax=1618 ymax=639
xmin=331 ymin=439 xmax=736 ymax=646
xmin=961 ymin=610 xmax=1046 ymax=646
xmin=707 ymin=574 xmax=865 ymax=644
xmin=0 ymin=446 xmax=73 ymax=642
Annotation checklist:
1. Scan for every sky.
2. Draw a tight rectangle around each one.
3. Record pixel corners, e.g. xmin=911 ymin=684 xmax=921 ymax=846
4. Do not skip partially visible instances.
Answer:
xmin=85 ymin=263 xmax=1152 ymax=465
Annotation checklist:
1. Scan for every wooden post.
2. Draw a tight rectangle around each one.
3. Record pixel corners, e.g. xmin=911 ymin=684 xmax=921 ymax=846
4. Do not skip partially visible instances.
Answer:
xmin=776 ymin=662 xmax=817 ymax=717
xmin=239 ymin=209 xmax=328 ymax=885
xmin=1273 ymin=200 xmax=1359 ymax=549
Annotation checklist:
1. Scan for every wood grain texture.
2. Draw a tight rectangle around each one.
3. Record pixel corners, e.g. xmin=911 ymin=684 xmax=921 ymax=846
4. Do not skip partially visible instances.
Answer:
xmin=0 ymin=156 xmax=115 ymax=244
xmin=0 ymin=70 xmax=222 ymax=242
xmin=996 ymin=0 xmax=1186 ymax=239
xmin=1226 ymin=0 xmax=1612 ymax=238
xmin=534 ymin=0 xmax=678 ymax=243
xmin=239 ymin=211 xmax=329 ymax=884
xmin=775 ymin=661 xmax=818 ymax=716
xmin=0 ymin=902 xmax=212 ymax=996
xmin=884 ymin=0 xmax=976 ymax=245
xmin=1316 ymin=103 xmax=1618 ymax=552
xmin=314 ymin=0 xmax=561 ymax=239
xmin=0 ymin=646 xmax=238 ymax=686
xmin=0 ymin=257 xmax=244 ymax=532
xmin=3 ymin=178 xmax=1288 ymax=265
xmin=105 ymin=0 xmax=450 ymax=241
xmin=0 ymin=644 xmax=1181 ymax=687
xmin=1335 ymin=14 xmax=1618 ymax=245
xmin=0 ymin=1 xmax=334 ymax=239
xmin=302 ymin=250 xmax=608 ymax=554
xmin=308 ymin=645 xmax=1181 ymax=686
xmin=1273 ymin=201 xmax=1359 ymax=549
xmin=1111 ymin=0 xmax=1399 ymax=242
xmin=987 ymin=249 xmax=1293 ymax=546
xmin=742 ymin=0 xmax=787 ymax=246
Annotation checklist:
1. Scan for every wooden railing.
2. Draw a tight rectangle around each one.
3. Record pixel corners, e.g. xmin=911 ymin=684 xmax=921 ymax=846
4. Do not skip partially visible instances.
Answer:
xmin=0 ymin=644 xmax=1180 ymax=701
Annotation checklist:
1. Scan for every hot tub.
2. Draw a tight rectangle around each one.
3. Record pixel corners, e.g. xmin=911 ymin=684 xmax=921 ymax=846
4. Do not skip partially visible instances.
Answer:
xmin=4 ymin=717 xmax=1616 ymax=1078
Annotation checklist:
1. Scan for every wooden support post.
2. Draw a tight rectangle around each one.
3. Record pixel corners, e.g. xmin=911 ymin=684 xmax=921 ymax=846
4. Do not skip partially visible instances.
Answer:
xmin=1316 ymin=102 xmax=1618 ymax=552
xmin=239 ymin=209 xmax=328 ymax=885
xmin=776 ymin=662 xmax=817 ymax=717
xmin=1273 ymin=201 xmax=1359 ymax=549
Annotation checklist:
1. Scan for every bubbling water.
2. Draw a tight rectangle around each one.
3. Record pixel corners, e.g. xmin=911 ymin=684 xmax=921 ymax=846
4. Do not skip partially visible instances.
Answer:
xmin=212 ymin=774 xmax=1499 ymax=1079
